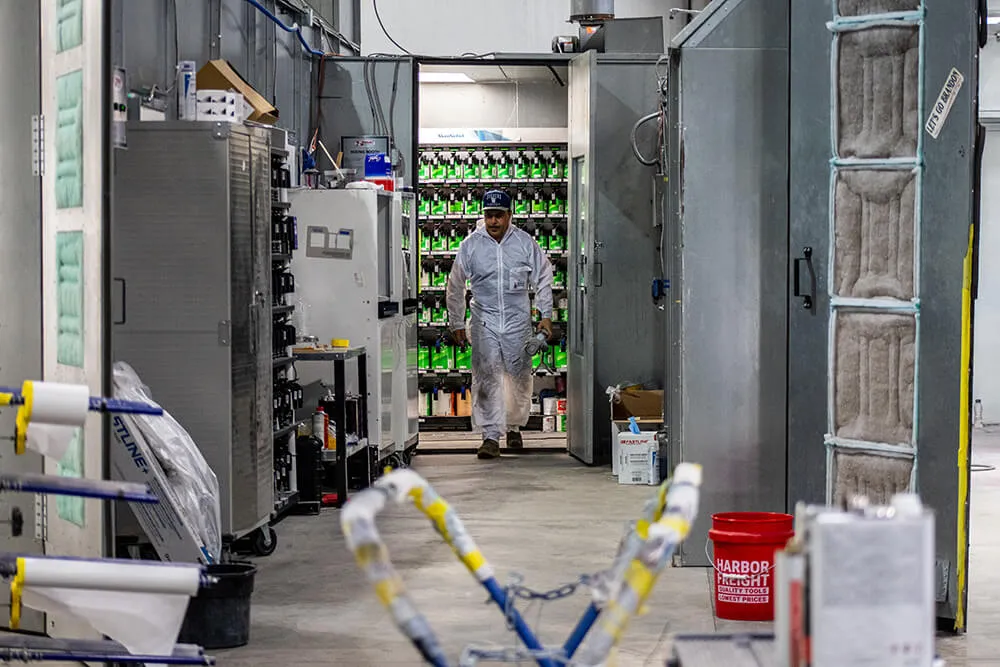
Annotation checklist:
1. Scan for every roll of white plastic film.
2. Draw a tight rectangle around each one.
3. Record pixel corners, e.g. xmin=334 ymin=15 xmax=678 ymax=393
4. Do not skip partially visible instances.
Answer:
xmin=21 ymin=558 xmax=202 ymax=595
xmin=27 ymin=381 xmax=90 ymax=426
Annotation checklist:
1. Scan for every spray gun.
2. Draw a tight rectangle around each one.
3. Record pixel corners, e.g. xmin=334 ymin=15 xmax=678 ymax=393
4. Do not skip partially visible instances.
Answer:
xmin=524 ymin=331 xmax=549 ymax=357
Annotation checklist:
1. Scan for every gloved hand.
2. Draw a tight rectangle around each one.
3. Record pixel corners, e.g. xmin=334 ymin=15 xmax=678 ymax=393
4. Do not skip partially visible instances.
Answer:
xmin=452 ymin=328 xmax=468 ymax=346
xmin=539 ymin=318 xmax=553 ymax=341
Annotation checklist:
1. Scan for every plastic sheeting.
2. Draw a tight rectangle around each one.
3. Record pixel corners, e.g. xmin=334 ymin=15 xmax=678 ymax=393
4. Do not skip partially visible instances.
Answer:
xmin=112 ymin=362 xmax=222 ymax=562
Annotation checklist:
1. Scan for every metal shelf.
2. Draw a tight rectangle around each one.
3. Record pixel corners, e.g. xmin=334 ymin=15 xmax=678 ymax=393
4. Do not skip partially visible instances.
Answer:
xmin=272 ymin=252 xmax=292 ymax=262
xmin=271 ymin=200 xmax=291 ymax=210
xmin=272 ymin=422 xmax=298 ymax=439
xmin=320 ymin=438 xmax=369 ymax=462
xmin=272 ymin=355 xmax=295 ymax=368
xmin=272 ymin=304 xmax=295 ymax=315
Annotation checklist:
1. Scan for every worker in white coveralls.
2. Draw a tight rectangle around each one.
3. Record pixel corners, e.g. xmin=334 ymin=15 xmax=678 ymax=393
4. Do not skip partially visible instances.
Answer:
xmin=446 ymin=190 xmax=554 ymax=459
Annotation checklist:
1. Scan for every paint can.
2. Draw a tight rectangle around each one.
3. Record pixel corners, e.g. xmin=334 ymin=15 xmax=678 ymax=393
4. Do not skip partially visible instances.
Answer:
xmin=542 ymin=416 xmax=556 ymax=433
xmin=542 ymin=398 xmax=558 ymax=415
xmin=556 ymin=399 xmax=567 ymax=415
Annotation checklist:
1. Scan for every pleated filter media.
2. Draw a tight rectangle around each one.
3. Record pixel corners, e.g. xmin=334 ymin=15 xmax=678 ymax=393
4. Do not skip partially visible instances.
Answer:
xmin=827 ymin=0 xmax=924 ymax=505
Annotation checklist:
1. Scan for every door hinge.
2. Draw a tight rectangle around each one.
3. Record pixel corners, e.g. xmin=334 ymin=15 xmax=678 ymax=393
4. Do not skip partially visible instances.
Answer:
xmin=31 ymin=114 xmax=45 ymax=176
xmin=33 ymin=493 xmax=47 ymax=542
xmin=935 ymin=559 xmax=951 ymax=603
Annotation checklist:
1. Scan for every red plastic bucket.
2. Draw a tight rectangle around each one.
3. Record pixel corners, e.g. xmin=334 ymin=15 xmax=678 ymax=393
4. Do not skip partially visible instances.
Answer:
xmin=708 ymin=512 xmax=794 ymax=622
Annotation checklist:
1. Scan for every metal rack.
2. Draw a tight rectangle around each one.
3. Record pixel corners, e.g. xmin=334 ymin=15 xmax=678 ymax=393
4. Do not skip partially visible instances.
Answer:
xmin=416 ymin=142 xmax=571 ymax=433
xmin=268 ymin=128 xmax=302 ymax=536
xmin=0 ymin=382 xmax=215 ymax=665
xmin=293 ymin=347 xmax=370 ymax=508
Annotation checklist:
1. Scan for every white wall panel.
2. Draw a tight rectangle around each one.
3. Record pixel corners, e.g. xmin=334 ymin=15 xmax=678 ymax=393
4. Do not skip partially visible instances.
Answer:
xmin=974 ymin=128 xmax=1000 ymax=422
xmin=361 ymin=0 xmax=690 ymax=56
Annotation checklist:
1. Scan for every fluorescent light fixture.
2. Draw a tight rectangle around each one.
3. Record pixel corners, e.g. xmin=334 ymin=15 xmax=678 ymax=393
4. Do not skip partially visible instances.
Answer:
xmin=419 ymin=72 xmax=475 ymax=84
xmin=989 ymin=15 xmax=1000 ymax=24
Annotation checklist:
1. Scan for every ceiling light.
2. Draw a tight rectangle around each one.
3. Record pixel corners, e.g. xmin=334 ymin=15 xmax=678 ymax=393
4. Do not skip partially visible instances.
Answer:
xmin=419 ymin=72 xmax=475 ymax=83
xmin=989 ymin=15 xmax=1000 ymax=24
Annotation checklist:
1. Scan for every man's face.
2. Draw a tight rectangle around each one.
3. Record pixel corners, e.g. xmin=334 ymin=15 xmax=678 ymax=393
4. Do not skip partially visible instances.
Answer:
xmin=484 ymin=209 xmax=512 ymax=241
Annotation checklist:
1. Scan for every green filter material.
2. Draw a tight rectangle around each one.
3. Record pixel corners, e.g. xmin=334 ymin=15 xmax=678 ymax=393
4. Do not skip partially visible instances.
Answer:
xmin=419 ymin=230 xmax=431 ymax=252
xmin=466 ymin=198 xmax=481 ymax=217
xmin=419 ymin=196 xmax=431 ymax=217
xmin=483 ymin=160 xmax=498 ymax=180
xmin=446 ymin=161 xmax=462 ymax=181
xmin=418 ymin=345 xmax=430 ymax=370
xmin=431 ymin=196 xmax=447 ymax=216
xmin=431 ymin=162 xmax=446 ymax=181
xmin=448 ymin=232 xmax=462 ymax=251
xmin=549 ymin=233 xmax=565 ymax=251
xmin=55 ymin=69 xmax=84 ymax=209
xmin=548 ymin=196 xmax=563 ymax=215
xmin=535 ymin=231 xmax=549 ymax=249
xmin=531 ymin=159 xmax=546 ymax=179
xmin=531 ymin=196 xmax=546 ymax=215
xmin=56 ymin=428 xmax=85 ymax=527
xmin=57 ymin=0 xmax=83 ymax=53
xmin=449 ymin=198 xmax=464 ymax=215
xmin=56 ymin=231 xmax=84 ymax=367
xmin=553 ymin=270 xmax=566 ymax=287
xmin=432 ymin=269 xmax=448 ymax=287
xmin=497 ymin=158 xmax=512 ymax=180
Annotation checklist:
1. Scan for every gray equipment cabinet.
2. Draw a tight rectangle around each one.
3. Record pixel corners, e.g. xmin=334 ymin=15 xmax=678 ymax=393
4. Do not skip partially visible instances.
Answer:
xmin=111 ymin=121 xmax=274 ymax=547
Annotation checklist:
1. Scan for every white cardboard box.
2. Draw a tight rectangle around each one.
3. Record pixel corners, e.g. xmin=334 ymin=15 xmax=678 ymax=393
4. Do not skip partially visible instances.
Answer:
xmin=110 ymin=413 xmax=214 ymax=564
xmin=616 ymin=431 xmax=660 ymax=485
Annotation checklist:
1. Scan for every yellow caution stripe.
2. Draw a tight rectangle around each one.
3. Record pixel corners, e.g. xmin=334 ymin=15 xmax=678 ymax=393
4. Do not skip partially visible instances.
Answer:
xmin=956 ymin=223 xmax=974 ymax=632
xmin=9 ymin=557 xmax=25 ymax=629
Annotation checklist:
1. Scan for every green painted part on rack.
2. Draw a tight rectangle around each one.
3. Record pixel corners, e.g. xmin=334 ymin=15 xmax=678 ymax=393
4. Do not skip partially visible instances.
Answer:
xmin=55 ymin=230 xmax=84 ymax=367
xmin=56 ymin=428 xmax=85 ymax=527
xmin=56 ymin=0 xmax=83 ymax=52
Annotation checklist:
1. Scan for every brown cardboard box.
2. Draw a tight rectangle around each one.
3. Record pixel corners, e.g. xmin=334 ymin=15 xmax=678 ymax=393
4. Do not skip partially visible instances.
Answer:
xmin=196 ymin=60 xmax=278 ymax=125
xmin=610 ymin=388 xmax=664 ymax=477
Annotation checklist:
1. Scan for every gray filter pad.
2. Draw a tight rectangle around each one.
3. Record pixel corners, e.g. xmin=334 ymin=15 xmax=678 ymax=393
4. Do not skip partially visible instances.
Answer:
xmin=837 ymin=26 xmax=920 ymax=158
xmin=837 ymin=0 xmax=920 ymax=16
xmin=829 ymin=5 xmax=922 ymax=505
xmin=833 ymin=170 xmax=916 ymax=300
xmin=835 ymin=312 xmax=915 ymax=445
xmin=832 ymin=450 xmax=914 ymax=507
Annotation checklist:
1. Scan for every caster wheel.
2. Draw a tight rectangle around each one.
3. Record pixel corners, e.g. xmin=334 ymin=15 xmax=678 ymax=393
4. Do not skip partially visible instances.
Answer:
xmin=251 ymin=526 xmax=277 ymax=557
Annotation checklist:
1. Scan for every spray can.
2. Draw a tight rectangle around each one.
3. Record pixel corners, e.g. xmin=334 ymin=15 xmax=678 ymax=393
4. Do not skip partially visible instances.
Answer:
xmin=312 ymin=406 xmax=329 ymax=449
xmin=176 ymin=61 xmax=197 ymax=120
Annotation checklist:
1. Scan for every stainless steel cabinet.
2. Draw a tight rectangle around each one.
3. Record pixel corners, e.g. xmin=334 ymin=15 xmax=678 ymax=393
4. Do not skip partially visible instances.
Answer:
xmin=111 ymin=122 xmax=273 ymax=542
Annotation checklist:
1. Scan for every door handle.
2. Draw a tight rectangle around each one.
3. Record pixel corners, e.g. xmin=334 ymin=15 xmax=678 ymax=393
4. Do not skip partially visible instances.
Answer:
xmin=979 ymin=0 xmax=989 ymax=48
xmin=113 ymin=278 xmax=126 ymax=325
xmin=793 ymin=246 xmax=815 ymax=311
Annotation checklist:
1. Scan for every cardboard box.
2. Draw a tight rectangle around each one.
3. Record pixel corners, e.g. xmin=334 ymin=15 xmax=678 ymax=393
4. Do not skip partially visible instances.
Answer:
xmin=610 ymin=387 xmax=664 ymax=478
xmin=618 ymin=433 xmax=659 ymax=485
xmin=196 ymin=60 xmax=278 ymax=124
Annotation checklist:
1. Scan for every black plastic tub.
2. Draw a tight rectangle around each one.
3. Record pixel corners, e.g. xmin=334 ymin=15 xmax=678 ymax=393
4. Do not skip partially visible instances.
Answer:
xmin=178 ymin=561 xmax=257 ymax=649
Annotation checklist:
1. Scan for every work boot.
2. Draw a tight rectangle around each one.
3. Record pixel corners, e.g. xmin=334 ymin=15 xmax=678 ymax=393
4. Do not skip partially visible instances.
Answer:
xmin=507 ymin=431 xmax=524 ymax=450
xmin=477 ymin=439 xmax=501 ymax=460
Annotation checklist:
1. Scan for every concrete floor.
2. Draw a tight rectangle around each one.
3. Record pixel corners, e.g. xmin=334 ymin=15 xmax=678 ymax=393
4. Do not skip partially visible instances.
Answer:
xmin=220 ymin=429 xmax=1000 ymax=666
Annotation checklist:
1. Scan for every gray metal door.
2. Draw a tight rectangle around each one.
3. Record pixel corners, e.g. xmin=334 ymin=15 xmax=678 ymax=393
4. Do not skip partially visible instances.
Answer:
xmin=0 ymin=0 xmax=44 ymax=633
xmin=567 ymin=51 xmax=597 ymax=464
xmin=787 ymin=0 xmax=979 ymax=630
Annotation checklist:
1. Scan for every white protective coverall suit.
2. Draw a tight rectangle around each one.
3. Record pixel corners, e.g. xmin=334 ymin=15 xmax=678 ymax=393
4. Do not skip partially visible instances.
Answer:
xmin=446 ymin=224 xmax=554 ymax=441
